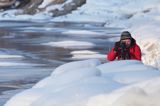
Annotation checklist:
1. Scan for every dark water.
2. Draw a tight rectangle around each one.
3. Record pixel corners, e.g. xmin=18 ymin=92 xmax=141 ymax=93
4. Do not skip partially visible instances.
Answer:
xmin=0 ymin=21 xmax=122 ymax=105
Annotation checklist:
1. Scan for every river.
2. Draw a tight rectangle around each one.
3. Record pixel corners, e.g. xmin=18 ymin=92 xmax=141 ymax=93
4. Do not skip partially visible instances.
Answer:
xmin=0 ymin=21 xmax=122 ymax=105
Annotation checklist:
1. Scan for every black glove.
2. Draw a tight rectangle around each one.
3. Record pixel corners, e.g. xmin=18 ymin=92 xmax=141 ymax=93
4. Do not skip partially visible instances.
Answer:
xmin=114 ymin=42 xmax=120 ymax=52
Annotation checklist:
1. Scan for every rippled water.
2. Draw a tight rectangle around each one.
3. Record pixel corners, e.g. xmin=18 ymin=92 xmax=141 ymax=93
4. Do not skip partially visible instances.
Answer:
xmin=0 ymin=21 xmax=122 ymax=105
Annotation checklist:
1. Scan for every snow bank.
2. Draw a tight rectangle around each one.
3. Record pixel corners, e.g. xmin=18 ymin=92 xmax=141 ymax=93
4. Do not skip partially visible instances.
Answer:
xmin=51 ymin=59 xmax=101 ymax=76
xmin=130 ymin=24 xmax=160 ymax=68
xmin=4 ymin=59 xmax=160 ymax=106
xmin=87 ymin=77 xmax=160 ymax=106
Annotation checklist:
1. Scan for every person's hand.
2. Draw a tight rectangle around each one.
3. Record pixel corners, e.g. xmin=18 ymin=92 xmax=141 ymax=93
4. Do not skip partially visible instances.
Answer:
xmin=114 ymin=42 xmax=120 ymax=52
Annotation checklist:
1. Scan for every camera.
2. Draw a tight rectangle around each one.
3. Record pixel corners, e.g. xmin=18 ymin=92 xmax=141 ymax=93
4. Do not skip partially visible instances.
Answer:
xmin=120 ymin=42 xmax=126 ymax=50
xmin=119 ymin=42 xmax=130 ymax=60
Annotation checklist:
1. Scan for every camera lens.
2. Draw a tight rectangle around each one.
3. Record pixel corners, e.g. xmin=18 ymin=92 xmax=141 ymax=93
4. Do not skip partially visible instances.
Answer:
xmin=120 ymin=42 xmax=126 ymax=49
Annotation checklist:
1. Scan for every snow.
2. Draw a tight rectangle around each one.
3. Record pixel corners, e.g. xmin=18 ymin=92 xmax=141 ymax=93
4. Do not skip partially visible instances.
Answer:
xmin=53 ymin=0 xmax=160 ymax=24
xmin=51 ymin=59 xmax=101 ymax=76
xmin=4 ymin=59 xmax=160 ymax=106
xmin=39 ymin=0 xmax=73 ymax=11
xmin=39 ymin=0 xmax=57 ymax=8
xmin=87 ymin=77 xmax=160 ymax=106
xmin=0 ymin=10 xmax=53 ymax=21
xmin=130 ymin=24 xmax=160 ymax=68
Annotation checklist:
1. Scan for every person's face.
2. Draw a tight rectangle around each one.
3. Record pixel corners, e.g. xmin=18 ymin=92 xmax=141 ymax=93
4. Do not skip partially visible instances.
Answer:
xmin=121 ymin=39 xmax=131 ymax=48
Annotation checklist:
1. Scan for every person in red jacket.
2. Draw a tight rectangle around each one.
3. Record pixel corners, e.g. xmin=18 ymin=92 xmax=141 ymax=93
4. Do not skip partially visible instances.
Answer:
xmin=107 ymin=31 xmax=141 ymax=61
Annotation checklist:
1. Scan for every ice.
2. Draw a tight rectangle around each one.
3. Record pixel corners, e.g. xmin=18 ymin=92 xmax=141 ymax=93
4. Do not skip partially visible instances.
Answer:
xmin=62 ymin=30 xmax=103 ymax=35
xmin=42 ymin=40 xmax=95 ymax=49
xmin=0 ymin=53 xmax=39 ymax=67
xmin=71 ymin=53 xmax=106 ymax=60
xmin=70 ymin=50 xmax=106 ymax=60
xmin=0 ymin=62 xmax=40 ymax=67
xmin=0 ymin=55 xmax=23 ymax=59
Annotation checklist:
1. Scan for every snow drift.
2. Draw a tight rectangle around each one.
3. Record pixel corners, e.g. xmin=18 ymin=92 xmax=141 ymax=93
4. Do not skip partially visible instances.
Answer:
xmin=4 ymin=59 xmax=160 ymax=106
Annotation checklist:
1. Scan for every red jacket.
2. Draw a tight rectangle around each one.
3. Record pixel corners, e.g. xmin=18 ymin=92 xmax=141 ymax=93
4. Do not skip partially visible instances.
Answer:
xmin=107 ymin=39 xmax=141 ymax=61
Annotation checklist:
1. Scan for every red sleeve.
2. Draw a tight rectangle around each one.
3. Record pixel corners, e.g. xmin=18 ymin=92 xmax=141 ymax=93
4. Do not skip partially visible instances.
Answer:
xmin=107 ymin=48 xmax=117 ymax=61
xmin=134 ymin=45 xmax=142 ymax=61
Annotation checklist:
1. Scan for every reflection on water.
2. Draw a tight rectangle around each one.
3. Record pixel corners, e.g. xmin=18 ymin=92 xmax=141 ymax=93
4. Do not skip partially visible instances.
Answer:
xmin=0 ymin=21 xmax=122 ymax=105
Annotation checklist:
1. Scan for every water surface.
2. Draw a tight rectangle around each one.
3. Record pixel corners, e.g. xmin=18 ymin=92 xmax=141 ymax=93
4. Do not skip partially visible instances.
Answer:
xmin=0 ymin=21 xmax=122 ymax=105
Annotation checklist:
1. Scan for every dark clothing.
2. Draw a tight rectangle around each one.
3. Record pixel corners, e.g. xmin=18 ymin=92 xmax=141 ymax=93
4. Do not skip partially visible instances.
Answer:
xmin=107 ymin=38 xmax=141 ymax=61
